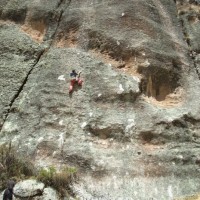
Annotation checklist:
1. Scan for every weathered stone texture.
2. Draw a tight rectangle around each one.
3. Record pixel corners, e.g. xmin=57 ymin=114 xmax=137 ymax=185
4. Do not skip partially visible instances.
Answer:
xmin=1 ymin=0 xmax=200 ymax=199
xmin=0 ymin=24 xmax=43 ymax=128
xmin=0 ymin=180 xmax=59 ymax=200
xmin=14 ymin=179 xmax=44 ymax=197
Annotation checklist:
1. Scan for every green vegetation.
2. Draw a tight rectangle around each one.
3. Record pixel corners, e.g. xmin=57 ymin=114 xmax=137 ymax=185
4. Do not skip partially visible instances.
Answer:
xmin=0 ymin=142 xmax=35 ymax=190
xmin=37 ymin=166 xmax=77 ymax=196
xmin=0 ymin=143 xmax=77 ymax=197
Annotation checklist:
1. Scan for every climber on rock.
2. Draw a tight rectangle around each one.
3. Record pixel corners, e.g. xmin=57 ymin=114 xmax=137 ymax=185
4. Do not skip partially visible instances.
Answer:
xmin=69 ymin=69 xmax=83 ymax=93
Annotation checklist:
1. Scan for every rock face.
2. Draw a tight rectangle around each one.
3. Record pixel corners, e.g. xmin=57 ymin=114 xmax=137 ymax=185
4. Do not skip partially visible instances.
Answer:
xmin=0 ymin=0 xmax=200 ymax=199
xmin=0 ymin=180 xmax=59 ymax=200
xmin=41 ymin=187 xmax=60 ymax=200
xmin=14 ymin=179 xmax=45 ymax=197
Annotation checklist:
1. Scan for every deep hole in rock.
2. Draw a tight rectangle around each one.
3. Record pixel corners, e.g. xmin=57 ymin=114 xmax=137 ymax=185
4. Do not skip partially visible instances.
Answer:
xmin=138 ymin=66 xmax=180 ymax=101
xmin=86 ymin=124 xmax=126 ymax=141
xmin=172 ymin=119 xmax=188 ymax=128
xmin=139 ymin=132 xmax=154 ymax=143
xmin=85 ymin=30 xmax=182 ymax=102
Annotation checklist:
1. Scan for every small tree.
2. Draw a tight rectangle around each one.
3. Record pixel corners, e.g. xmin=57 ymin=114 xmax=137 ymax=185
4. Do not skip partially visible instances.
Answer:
xmin=0 ymin=142 xmax=35 ymax=189
xmin=37 ymin=166 xmax=77 ymax=197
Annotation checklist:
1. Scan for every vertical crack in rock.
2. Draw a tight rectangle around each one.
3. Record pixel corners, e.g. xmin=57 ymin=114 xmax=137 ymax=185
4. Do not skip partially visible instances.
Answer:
xmin=152 ymin=0 xmax=181 ymax=46
xmin=174 ymin=2 xmax=200 ymax=80
xmin=56 ymin=0 xmax=72 ymax=35
xmin=57 ymin=0 xmax=71 ymax=8
xmin=49 ymin=10 xmax=64 ymax=46
xmin=0 ymin=49 xmax=45 ymax=132
xmin=138 ymin=0 xmax=183 ymax=101
xmin=57 ymin=0 xmax=64 ymax=8
xmin=0 ymin=0 xmax=73 ymax=132
xmin=180 ymin=19 xmax=200 ymax=79
xmin=48 ymin=0 xmax=72 ymax=48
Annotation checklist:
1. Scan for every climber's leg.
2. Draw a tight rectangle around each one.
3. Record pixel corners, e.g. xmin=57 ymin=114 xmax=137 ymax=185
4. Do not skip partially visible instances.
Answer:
xmin=69 ymin=79 xmax=76 ymax=93
xmin=77 ymin=78 xmax=83 ymax=86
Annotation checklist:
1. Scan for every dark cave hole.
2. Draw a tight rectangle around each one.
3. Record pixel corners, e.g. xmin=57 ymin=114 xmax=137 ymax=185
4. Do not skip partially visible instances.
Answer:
xmin=138 ymin=66 xmax=180 ymax=101
xmin=140 ymin=132 xmax=154 ymax=143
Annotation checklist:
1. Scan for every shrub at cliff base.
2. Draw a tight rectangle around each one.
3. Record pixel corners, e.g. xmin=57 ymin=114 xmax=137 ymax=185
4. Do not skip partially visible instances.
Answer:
xmin=0 ymin=143 xmax=35 ymax=190
xmin=0 ymin=143 xmax=77 ymax=197
xmin=37 ymin=166 xmax=77 ymax=197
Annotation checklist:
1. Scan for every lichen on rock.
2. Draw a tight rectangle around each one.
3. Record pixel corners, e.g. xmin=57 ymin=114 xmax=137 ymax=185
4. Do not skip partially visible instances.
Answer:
xmin=1 ymin=0 xmax=200 ymax=199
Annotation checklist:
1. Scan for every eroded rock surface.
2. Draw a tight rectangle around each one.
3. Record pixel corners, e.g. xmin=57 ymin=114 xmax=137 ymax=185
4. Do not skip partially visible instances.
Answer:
xmin=14 ymin=179 xmax=44 ymax=197
xmin=0 ymin=180 xmax=59 ymax=200
xmin=1 ymin=0 xmax=200 ymax=199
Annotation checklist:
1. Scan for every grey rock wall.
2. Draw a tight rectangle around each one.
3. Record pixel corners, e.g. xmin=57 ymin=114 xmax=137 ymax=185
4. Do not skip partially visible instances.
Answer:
xmin=0 ymin=0 xmax=200 ymax=199
xmin=0 ymin=179 xmax=59 ymax=200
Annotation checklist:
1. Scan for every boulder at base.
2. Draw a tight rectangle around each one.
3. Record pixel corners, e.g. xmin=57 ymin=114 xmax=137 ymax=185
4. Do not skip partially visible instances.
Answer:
xmin=14 ymin=179 xmax=44 ymax=198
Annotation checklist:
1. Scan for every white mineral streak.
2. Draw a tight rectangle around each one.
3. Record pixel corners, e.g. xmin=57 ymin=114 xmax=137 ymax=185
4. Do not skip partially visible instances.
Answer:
xmin=37 ymin=137 xmax=44 ymax=143
xmin=133 ymin=76 xmax=140 ymax=83
xmin=81 ymin=122 xmax=87 ymax=128
xmin=117 ymin=84 xmax=124 ymax=94
xmin=168 ymin=185 xmax=173 ymax=199
xmin=59 ymin=120 xmax=63 ymax=125
xmin=58 ymin=75 xmax=65 ymax=81
xmin=144 ymin=59 xmax=150 ymax=67
xmin=125 ymin=118 xmax=135 ymax=133
xmin=52 ymin=151 xmax=57 ymax=157
xmin=58 ymin=133 xmax=64 ymax=149
xmin=3 ymin=122 xmax=18 ymax=132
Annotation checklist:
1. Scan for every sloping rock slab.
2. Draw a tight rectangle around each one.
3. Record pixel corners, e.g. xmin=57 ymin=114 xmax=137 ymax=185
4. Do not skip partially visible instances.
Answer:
xmin=37 ymin=187 xmax=59 ymax=200
xmin=14 ymin=180 xmax=44 ymax=198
